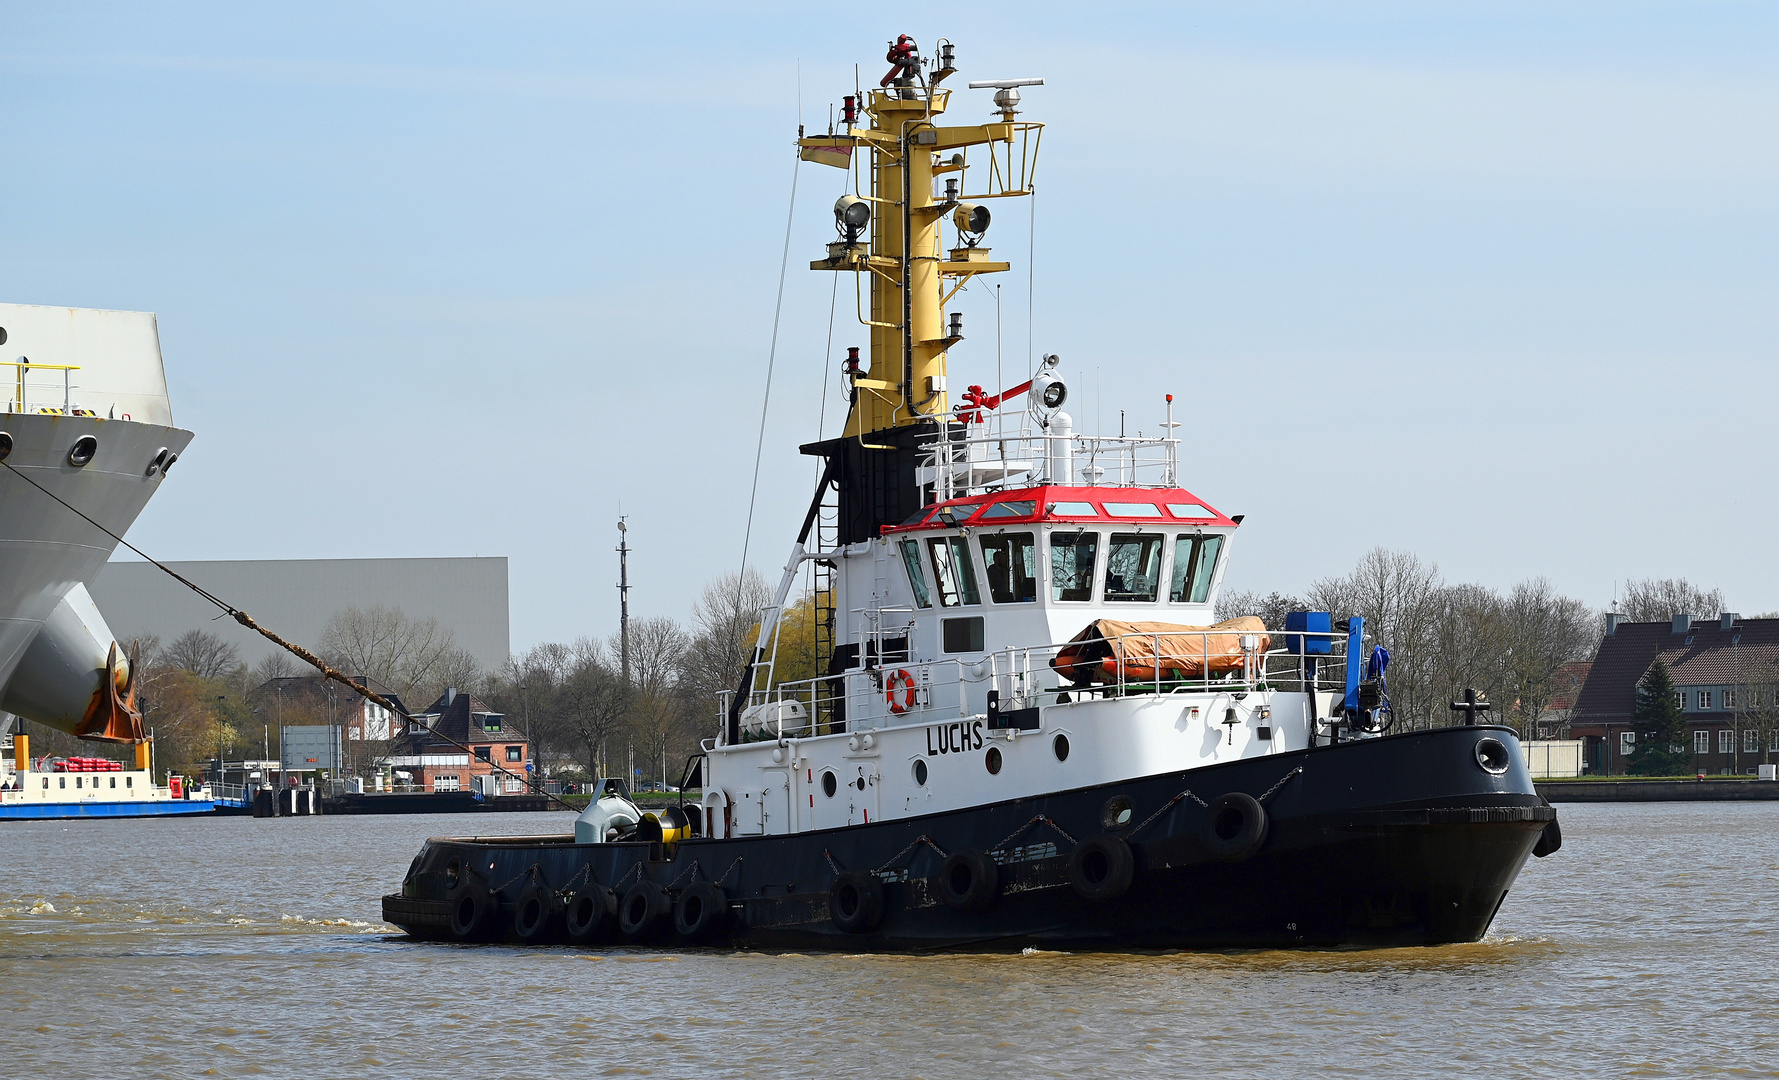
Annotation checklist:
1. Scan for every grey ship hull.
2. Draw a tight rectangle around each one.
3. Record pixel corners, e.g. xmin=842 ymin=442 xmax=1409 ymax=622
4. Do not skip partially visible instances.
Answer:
xmin=0 ymin=411 xmax=192 ymax=726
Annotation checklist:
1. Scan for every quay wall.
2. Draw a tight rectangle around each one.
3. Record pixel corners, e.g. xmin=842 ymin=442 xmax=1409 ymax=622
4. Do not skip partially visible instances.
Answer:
xmin=1538 ymin=779 xmax=1779 ymax=802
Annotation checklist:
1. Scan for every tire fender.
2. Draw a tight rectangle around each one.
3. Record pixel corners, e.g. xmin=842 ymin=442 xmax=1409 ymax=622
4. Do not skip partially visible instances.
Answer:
xmin=829 ymin=870 xmax=886 ymax=934
xmin=618 ymin=880 xmax=670 ymax=939
xmin=1068 ymin=835 xmax=1135 ymax=900
xmin=1202 ymin=792 xmax=1269 ymax=862
xmin=564 ymin=884 xmax=615 ymax=943
xmin=448 ymin=882 xmax=494 ymax=940
xmin=673 ymin=880 xmax=729 ymax=942
xmin=512 ymin=881 xmax=559 ymax=943
xmin=938 ymin=849 xmax=999 ymax=912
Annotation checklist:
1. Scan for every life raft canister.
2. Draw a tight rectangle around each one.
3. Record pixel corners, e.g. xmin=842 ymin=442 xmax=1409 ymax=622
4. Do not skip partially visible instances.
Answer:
xmin=885 ymin=669 xmax=919 ymax=714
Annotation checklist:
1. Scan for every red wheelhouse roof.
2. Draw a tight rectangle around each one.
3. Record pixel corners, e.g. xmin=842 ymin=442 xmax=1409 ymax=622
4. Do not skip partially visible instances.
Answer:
xmin=880 ymin=485 xmax=1237 ymax=534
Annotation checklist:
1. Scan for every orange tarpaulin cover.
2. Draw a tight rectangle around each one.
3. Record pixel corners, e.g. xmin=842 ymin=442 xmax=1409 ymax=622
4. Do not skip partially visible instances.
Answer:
xmin=1051 ymin=617 xmax=1270 ymax=682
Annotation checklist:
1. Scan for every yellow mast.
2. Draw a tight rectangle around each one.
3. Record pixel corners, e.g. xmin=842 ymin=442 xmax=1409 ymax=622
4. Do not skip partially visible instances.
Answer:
xmin=799 ymin=38 xmax=1041 ymax=441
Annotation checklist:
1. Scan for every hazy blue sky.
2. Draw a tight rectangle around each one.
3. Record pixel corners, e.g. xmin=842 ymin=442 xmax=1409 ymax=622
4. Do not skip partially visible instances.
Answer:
xmin=6 ymin=2 xmax=1776 ymax=649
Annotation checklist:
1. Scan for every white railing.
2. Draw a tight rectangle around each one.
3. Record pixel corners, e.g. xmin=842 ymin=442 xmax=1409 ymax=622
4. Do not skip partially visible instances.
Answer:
xmin=918 ymin=423 xmax=1180 ymax=502
xmin=720 ymin=630 xmax=1351 ymax=743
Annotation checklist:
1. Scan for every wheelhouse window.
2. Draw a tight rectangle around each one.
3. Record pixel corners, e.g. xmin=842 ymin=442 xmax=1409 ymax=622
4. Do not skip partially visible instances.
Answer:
xmin=1104 ymin=534 xmax=1163 ymax=602
xmin=898 ymin=540 xmax=932 ymax=608
xmin=980 ymin=500 xmax=1036 ymax=521
xmin=927 ymin=536 xmax=981 ymax=607
xmin=1169 ymin=534 xmax=1225 ymax=604
xmin=1050 ymin=531 xmax=1099 ymax=602
xmin=980 ymin=532 xmax=1037 ymax=603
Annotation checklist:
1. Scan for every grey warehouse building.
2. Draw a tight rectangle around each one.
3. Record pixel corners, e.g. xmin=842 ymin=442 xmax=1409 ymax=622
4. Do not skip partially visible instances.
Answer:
xmin=90 ymin=557 xmax=510 ymax=671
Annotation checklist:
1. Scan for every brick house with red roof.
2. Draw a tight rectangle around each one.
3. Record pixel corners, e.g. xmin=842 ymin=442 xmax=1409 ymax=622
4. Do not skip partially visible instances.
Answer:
xmin=1570 ymin=613 xmax=1779 ymax=776
xmin=384 ymin=688 xmax=531 ymax=794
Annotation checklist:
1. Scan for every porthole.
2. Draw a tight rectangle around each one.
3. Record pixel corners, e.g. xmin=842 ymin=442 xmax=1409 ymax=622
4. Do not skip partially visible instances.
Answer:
xmin=0 ymin=431 xmax=12 ymax=461
xmin=1101 ymin=795 xmax=1134 ymax=831
xmin=1475 ymin=737 xmax=1511 ymax=775
xmin=1053 ymin=733 xmax=1071 ymax=762
xmin=985 ymin=746 xmax=1003 ymax=775
xmin=68 ymin=435 xmax=97 ymax=467
xmin=912 ymin=759 xmax=928 ymax=786
xmin=821 ymin=770 xmax=838 ymax=798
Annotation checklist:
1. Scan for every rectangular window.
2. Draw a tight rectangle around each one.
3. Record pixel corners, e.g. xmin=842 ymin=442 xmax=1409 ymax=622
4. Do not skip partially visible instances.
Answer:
xmin=126 ymin=776 xmax=133 ymax=788
xmin=1771 ymin=731 xmax=1779 ymax=753
xmin=110 ymin=777 xmax=116 ymax=788
xmin=1719 ymin=729 xmax=1734 ymax=754
xmin=942 ymin=616 xmax=986 ymax=653
xmin=1675 ymin=690 xmax=1684 ymax=709
xmin=1105 ymin=534 xmax=1165 ymax=602
xmin=1724 ymin=689 xmax=1736 ymax=709
xmin=979 ymin=532 xmax=1038 ymax=604
xmin=927 ymin=536 xmax=981 ymax=607
xmin=1695 ymin=730 xmax=1710 ymax=754
xmin=506 ymin=746 xmax=523 ymax=762
xmin=1698 ymin=690 xmax=1712 ymax=711
xmin=1620 ymin=731 xmax=1635 ymax=755
xmin=474 ymin=746 xmax=491 ymax=762
xmin=898 ymin=540 xmax=932 ymax=608
xmin=1104 ymin=502 xmax=1162 ymax=518
xmin=1744 ymin=729 xmax=1759 ymax=753
xmin=433 ymin=774 xmax=460 ymax=792
xmin=503 ymin=777 xmax=524 ymax=793
xmin=1050 ymin=531 xmax=1099 ymax=602
xmin=1169 ymin=534 xmax=1225 ymax=604
xmin=59 ymin=777 xmax=66 ymax=789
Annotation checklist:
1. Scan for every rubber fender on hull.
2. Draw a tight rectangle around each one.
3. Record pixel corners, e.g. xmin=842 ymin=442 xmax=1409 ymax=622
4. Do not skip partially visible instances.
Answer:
xmin=448 ymin=883 xmax=495 ymax=940
xmin=1067 ymin=835 xmax=1135 ymax=900
xmin=673 ymin=880 xmax=728 ymax=942
xmin=565 ymin=884 xmax=615 ymax=942
xmin=938 ymin=849 xmax=999 ymax=912
xmin=829 ymin=870 xmax=886 ymax=934
xmin=1532 ymin=818 xmax=1563 ymax=858
xmin=1202 ymin=792 xmax=1269 ymax=861
xmin=618 ymin=880 xmax=671 ymax=939
xmin=512 ymin=881 xmax=559 ymax=943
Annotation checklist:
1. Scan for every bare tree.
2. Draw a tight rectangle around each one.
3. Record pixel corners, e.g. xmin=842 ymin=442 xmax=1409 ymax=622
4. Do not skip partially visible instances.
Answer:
xmin=1215 ymin=590 xmax=1306 ymax=628
xmin=558 ymin=637 xmax=632 ymax=780
xmin=680 ymin=570 xmax=770 ymax=701
xmin=162 ymin=630 xmax=242 ymax=681
xmin=319 ymin=605 xmax=480 ymax=707
xmin=1501 ymin=578 xmax=1599 ymax=737
xmin=253 ymin=650 xmax=298 ymax=685
xmin=1619 ymin=578 xmax=1725 ymax=623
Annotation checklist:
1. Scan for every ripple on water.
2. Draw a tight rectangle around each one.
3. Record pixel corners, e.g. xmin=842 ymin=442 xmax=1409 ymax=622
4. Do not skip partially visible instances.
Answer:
xmin=0 ymin=804 xmax=1776 ymax=1077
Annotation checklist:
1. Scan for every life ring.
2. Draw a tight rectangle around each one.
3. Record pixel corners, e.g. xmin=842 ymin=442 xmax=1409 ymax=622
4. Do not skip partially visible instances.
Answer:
xmin=618 ymin=880 xmax=671 ymax=940
xmin=885 ymin=669 xmax=919 ymax=713
xmin=564 ymin=884 xmax=614 ymax=942
xmin=673 ymin=880 xmax=729 ymax=942
xmin=938 ymin=849 xmax=999 ymax=912
xmin=829 ymin=870 xmax=885 ymax=934
xmin=1068 ymin=835 xmax=1135 ymax=900
xmin=1202 ymin=792 xmax=1269 ymax=862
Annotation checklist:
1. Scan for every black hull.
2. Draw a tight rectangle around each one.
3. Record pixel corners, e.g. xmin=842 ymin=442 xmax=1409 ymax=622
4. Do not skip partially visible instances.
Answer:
xmin=382 ymin=725 xmax=1557 ymax=951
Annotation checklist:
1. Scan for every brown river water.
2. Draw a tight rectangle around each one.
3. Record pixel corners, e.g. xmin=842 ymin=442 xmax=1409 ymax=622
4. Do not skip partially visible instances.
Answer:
xmin=2 ymin=802 xmax=1774 ymax=1078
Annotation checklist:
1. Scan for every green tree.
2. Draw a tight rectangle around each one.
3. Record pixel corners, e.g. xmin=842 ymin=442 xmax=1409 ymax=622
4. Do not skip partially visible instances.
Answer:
xmin=1628 ymin=659 xmax=1689 ymax=776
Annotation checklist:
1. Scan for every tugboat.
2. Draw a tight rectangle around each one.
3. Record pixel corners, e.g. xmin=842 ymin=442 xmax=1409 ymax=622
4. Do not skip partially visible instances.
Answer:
xmin=383 ymin=36 xmax=1559 ymax=950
